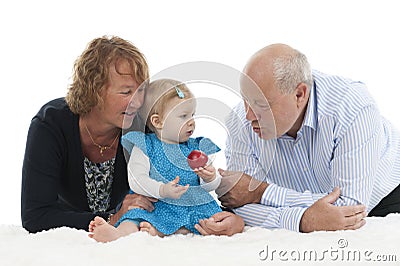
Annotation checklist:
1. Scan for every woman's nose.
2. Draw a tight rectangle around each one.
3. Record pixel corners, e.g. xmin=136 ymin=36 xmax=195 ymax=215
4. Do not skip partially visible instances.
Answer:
xmin=129 ymin=94 xmax=143 ymax=109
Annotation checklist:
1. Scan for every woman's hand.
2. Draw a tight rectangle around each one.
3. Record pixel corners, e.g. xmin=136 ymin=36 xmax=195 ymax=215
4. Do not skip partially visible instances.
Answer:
xmin=110 ymin=193 xmax=158 ymax=225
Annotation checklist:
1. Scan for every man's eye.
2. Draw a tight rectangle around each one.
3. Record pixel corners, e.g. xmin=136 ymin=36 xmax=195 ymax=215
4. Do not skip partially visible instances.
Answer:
xmin=255 ymin=101 xmax=270 ymax=109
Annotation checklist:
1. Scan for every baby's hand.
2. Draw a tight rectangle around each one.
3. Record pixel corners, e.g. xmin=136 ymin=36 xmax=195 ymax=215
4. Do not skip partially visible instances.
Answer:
xmin=160 ymin=176 xmax=189 ymax=199
xmin=194 ymin=164 xmax=216 ymax=183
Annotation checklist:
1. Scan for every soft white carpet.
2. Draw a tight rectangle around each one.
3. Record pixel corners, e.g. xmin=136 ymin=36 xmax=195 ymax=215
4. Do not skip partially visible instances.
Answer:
xmin=1 ymin=214 xmax=400 ymax=266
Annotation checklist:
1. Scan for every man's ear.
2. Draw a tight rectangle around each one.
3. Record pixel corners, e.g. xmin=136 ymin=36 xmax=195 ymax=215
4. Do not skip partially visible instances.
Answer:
xmin=295 ymin=83 xmax=308 ymax=106
xmin=150 ymin=114 xmax=163 ymax=129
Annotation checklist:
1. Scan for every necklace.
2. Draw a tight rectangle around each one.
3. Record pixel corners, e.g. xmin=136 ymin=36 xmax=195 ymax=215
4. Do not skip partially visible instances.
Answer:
xmin=84 ymin=123 xmax=120 ymax=156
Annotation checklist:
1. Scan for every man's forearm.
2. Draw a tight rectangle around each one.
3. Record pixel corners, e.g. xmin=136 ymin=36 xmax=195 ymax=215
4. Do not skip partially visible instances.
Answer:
xmin=233 ymin=203 xmax=307 ymax=232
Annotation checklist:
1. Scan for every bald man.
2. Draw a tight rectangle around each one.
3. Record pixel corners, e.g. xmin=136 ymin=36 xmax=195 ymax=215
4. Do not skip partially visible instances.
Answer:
xmin=217 ymin=44 xmax=400 ymax=232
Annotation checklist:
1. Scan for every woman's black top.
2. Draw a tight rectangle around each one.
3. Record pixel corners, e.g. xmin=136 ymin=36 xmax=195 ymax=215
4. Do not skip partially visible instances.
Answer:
xmin=21 ymin=98 xmax=130 ymax=233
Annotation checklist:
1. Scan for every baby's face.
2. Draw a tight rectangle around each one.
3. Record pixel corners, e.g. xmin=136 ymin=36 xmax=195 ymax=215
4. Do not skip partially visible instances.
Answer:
xmin=159 ymin=97 xmax=196 ymax=144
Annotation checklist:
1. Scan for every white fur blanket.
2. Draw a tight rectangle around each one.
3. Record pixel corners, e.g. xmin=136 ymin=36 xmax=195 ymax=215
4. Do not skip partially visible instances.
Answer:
xmin=1 ymin=214 xmax=400 ymax=266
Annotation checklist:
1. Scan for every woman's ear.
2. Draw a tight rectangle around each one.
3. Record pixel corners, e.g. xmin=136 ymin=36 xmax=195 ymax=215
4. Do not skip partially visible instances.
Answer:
xmin=150 ymin=114 xmax=163 ymax=129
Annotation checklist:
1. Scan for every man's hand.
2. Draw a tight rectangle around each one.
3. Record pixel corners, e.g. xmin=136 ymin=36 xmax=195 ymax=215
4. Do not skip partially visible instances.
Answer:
xmin=216 ymin=169 xmax=268 ymax=208
xmin=111 ymin=193 xmax=158 ymax=225
xmin=194 ymin=164 xmax=216 ymax=183
xmin=160 ymin=176 xmax=189 ymax=199
xmin=195 ymin=211 xmax=244 ymax=236
xmin=300 ymin=187 xmax=367 ymax=232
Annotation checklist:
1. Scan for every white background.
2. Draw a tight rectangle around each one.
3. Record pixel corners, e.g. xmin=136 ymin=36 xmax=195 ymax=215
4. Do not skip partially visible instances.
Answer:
xmin=1 ymin=0 xmax=399 ymax=225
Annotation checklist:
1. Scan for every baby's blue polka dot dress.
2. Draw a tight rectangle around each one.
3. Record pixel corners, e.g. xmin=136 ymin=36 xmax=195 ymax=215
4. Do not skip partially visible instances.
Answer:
xmin=115 ymin=132 xmax=222 ymax=235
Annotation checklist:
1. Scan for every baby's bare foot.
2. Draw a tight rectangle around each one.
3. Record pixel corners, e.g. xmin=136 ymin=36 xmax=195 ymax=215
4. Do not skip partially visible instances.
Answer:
xmin=175 ymin=227 xmax=191 ymax=235
xmin=139 ymin=221 xmax=165 ymax=237
xmin=88 ymin=216 xmax=121 ymax=243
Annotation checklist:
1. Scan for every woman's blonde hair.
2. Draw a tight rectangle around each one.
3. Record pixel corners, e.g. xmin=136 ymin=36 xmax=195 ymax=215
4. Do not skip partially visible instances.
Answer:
xmin=66 ymin=35 xmax=149 ymax=115
xmin=140 ymin=79 xmax=194 ymax=132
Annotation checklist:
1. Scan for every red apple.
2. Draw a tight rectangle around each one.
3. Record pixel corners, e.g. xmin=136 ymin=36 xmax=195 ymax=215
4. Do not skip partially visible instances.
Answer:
xmin=187 ymin=150 xmax=208 ymax=169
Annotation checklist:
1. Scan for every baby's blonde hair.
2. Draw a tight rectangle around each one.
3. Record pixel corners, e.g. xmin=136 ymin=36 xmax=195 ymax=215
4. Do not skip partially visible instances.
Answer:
xmin=140 ymin=79 xmax=194 ymax=132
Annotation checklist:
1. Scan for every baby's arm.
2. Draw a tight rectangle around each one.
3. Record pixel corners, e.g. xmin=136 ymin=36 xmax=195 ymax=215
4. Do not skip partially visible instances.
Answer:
xmin=195 ymin=163 xmax=221 ymax=192
xmin=128 ymin=146 xmax=188 ymax=199
xmin=194 ymin=164 xmax=216 ymax=183
xmin=159 ymin=176 xmax=189 ymax=199
xmin=192 ymin=150 xmax=219 ymax=183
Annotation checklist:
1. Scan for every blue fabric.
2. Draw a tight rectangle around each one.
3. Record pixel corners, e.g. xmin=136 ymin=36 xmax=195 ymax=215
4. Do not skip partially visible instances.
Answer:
xmin=116 ymin=132 xmax=222 ymax=235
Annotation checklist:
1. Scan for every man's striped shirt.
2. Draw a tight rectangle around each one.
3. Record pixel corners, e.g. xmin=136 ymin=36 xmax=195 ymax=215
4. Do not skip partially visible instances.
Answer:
xmin=225 ymin=70 xmax=400 ymax=231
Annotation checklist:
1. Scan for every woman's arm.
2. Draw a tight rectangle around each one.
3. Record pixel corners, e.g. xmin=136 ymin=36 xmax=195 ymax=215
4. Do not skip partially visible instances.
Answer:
xmin=21 ymin=117 xmax=102 ymax=233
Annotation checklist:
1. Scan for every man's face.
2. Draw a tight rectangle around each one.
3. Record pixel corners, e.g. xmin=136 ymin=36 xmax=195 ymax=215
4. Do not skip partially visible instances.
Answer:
xmin=240 ymin=70 xmax=301 ymax=140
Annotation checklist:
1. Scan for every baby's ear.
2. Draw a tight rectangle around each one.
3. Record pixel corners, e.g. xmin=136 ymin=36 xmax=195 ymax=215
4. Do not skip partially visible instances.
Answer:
xmin=150 ymin=114 xmax=163 ymax=129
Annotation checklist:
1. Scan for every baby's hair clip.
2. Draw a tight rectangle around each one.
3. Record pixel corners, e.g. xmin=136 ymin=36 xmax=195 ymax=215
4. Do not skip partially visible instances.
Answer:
xmin=175 ymin=86 xmax=185 ymax=98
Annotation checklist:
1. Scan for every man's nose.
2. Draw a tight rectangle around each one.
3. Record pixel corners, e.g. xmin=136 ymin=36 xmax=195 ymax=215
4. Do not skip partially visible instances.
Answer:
xmin=245 ymin=106 xmax=257 ymax=121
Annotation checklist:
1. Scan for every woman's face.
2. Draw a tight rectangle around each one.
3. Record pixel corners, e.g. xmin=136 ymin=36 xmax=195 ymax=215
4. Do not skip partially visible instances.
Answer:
xmin=98 ymin=60 xmax=145 ymax=128
xmin=101 ymin=60 xmax=145 ymax=129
